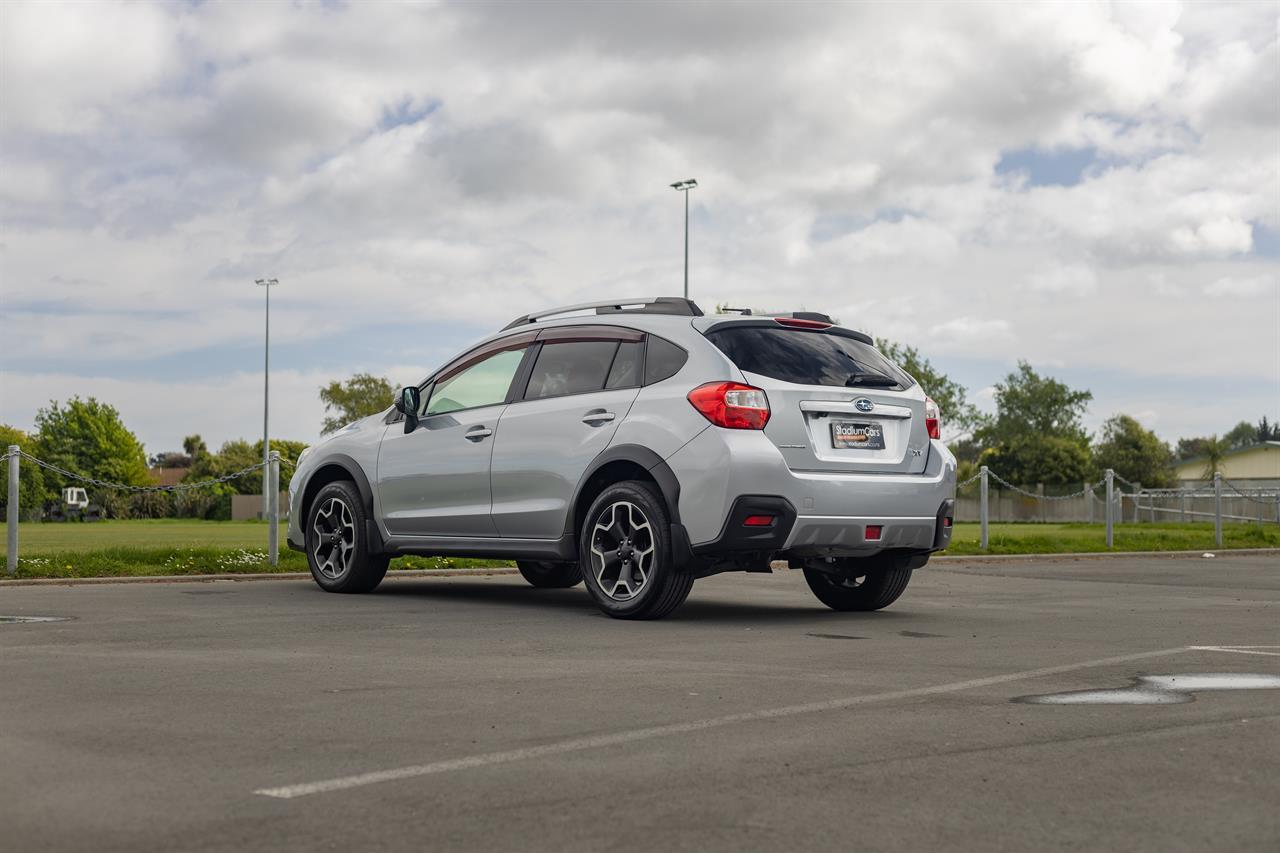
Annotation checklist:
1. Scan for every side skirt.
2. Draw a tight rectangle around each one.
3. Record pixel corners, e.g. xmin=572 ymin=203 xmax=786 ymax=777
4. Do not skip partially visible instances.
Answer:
xmin=379 ymin=533 xmax=577 ymax=562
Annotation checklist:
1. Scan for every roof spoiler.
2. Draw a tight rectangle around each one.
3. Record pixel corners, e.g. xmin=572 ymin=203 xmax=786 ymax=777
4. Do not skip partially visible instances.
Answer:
xmin=715 ymin=309 xmax=837 ymax=324
xmin=502 ymin=297 xmax=703 ymax=331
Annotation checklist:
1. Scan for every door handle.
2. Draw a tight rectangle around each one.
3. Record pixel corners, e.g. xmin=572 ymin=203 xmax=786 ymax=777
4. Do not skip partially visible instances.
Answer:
xmin=464 ymin=426 xmax=493 ymax=441
xmin=581 ymin=410 xmax=616 ymax=425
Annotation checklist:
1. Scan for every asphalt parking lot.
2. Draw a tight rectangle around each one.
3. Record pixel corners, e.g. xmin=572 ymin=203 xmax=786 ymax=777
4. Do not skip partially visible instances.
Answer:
xmin=2 ymin=554 xmax=1277 ymax=852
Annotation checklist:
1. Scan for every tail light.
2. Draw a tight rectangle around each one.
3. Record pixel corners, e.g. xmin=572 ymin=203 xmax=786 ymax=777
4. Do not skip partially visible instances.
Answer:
xmin=688 ymin=382 xmax=770 ymax=429
xmin=924 ymin=396 xmax=941 ymax=440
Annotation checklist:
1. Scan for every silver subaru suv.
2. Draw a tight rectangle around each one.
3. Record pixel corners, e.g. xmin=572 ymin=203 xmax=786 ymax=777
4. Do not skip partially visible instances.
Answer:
xmin=287 ymin=297 xmax=956 ymax=619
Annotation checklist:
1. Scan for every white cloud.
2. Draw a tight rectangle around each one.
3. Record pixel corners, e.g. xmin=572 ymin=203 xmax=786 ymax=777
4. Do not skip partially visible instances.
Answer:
xmin=1028 ymin=264 xmax=1099 ymax=295
xmin=927 ymin=316 xmax=1013 ymax=346
xmin=1205 ymin=275 xmax=1277 ymax=297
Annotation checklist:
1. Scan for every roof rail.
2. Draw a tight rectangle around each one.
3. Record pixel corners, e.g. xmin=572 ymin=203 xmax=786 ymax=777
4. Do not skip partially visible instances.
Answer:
xmin=501 ymin=297 xmax=703 ymax=331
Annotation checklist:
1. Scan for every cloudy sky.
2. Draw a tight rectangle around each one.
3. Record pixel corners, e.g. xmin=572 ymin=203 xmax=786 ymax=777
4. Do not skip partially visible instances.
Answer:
xmin=1 ymin=0 xmax=1277 ymax=455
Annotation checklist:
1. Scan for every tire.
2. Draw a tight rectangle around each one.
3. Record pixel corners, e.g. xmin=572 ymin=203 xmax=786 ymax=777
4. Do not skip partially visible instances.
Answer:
xmin=579 ymin=480 xmax=693 ymax=620
xmin=517 ymin=560 xmax=583 ymax=589
xmin=305 ymin=480 xmax=389 ymax=594
xmin=802 ymin=558 xmax=914 ymax=612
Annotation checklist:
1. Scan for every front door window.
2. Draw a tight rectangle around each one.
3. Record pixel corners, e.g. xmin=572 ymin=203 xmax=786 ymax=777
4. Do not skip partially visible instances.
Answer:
xmin=426 ymin=349 xmax=526 ymax=416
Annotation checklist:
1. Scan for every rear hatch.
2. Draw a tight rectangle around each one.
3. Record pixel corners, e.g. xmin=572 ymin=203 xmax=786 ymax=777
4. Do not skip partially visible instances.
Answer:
xmin=697 ymin=319 xmax=930 ymax=475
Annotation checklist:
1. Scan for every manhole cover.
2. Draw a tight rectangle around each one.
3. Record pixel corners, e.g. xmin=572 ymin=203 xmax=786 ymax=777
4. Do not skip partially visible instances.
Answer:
xmin=0 ymin=615 xmax=71 ymax=624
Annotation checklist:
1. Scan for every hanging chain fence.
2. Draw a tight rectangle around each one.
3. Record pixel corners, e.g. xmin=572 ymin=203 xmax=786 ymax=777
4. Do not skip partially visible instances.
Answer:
xmin=5 ymin=446 xmax=287 ymax=575
xmin=17 ymin=450 xmax=268 ymax=493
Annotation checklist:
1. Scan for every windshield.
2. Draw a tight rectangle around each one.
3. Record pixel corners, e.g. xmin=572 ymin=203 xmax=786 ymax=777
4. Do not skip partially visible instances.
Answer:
xmin=704 ymin=326 xmax=914 ymax=389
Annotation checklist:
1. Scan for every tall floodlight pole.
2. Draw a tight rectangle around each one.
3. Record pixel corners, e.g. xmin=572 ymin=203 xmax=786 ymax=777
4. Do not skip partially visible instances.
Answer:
xmin=670 ymin=179 xmax=697 ymax=299
xmin=255 ymin=278 xmax=279 ymax=518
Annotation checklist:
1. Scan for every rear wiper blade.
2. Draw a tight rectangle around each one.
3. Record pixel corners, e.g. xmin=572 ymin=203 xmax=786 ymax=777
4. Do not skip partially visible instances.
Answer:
xmin=845 ymin=373 xmax=899 ymax=388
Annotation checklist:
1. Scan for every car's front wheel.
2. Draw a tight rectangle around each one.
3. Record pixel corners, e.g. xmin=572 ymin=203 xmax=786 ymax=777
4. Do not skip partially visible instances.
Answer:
xmin=579 ymin=480 xmax=692 ymax=620
xmin=305 ymin=480 xmax=389 ymax=594
xmin=516 ymin=560 xmax=583 ymax=588
xmin=802 ymin=557 xmax=914 ymax=611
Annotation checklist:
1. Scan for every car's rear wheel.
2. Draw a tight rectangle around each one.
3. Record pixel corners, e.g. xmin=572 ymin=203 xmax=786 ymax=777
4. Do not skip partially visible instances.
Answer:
xmin=516 ymin=560 xmax=583 ymax=588
xmin=305 ymin=481 xmax=389 ymax=594
xmin=802 ymin=558 xmax=913 ymax=611
xmin=579 ymin=480 xmax=692 ymax=620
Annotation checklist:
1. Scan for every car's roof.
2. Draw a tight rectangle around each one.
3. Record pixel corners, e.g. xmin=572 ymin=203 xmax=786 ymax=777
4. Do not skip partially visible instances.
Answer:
xmin=416 ymin=302 xmax=873 ymax=385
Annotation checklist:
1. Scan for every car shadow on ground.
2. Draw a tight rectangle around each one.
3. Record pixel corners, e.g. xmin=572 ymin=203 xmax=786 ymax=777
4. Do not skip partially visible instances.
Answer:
xmin=374 ymin=578 xmax=917 ymax=626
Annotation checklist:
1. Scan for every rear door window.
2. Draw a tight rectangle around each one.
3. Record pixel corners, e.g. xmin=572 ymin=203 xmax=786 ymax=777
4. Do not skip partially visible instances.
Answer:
xmin=524 ymin=340 xmax=619 ymax=400
xmin=643 ymin=335 xmax=688 ymax=384
xmin=605 ymin=340 xmax=643 ymax=389
xmin=704 ymin=326 xmax=913 ymax=389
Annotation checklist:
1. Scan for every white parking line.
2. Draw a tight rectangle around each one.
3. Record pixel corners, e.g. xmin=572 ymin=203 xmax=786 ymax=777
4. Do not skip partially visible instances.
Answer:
xmin=254 ymin=646 xmax=1192 ymax=800
xmin=1190 ymin=646 xmax=1280 ymax=657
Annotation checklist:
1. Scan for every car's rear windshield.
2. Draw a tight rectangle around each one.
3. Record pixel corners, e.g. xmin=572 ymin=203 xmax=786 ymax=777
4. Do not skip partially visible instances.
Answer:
xmin=704 ymin=326 xmax=914 ymax=389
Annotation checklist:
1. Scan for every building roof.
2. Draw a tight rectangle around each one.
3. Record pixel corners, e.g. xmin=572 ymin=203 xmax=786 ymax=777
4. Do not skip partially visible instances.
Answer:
xmin=148 ymin=467 xmax=190 ymax=487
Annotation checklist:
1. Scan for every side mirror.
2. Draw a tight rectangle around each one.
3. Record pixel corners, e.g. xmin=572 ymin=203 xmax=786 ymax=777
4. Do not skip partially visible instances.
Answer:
xmin=396 ymin=386 xmax=421 ymax=433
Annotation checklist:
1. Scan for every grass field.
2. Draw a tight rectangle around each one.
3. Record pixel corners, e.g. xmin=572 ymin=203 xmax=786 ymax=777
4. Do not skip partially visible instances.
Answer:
xmin=0 ymin=519 xmax=1276 ymax=580
xmin=0 ymin=520 xmax=508 ymax=579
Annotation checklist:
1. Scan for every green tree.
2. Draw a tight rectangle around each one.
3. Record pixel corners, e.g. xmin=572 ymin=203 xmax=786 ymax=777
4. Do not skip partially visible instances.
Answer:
xmin=0 ymin=424 xmax=47 ymax=516
xmin=183 ymin=434 xmax=208 ymax=461
xmin=1259 ymin=417 xmax=1278 ymax=441
xmin=980 ymin=435 xmax=1094 ymax=486
xmin=1223 ymin=420 xmax=1258 ymax=449
xmin=185 ymin=439 xmax=259 ymax=496
xmin=184 ymin=438 xmax=309 ymax=496
xmin=320 ymin=373 xmax=393 ymax=434
xmin=1176 ymin=436 xmax=1211 ymax=460
xmin=1092 ymin=414 xmax=1175 ymax=487
xmin=1195 ymin=436 xmax=1230 ymax=479
xmin=1174 ymin=434 xmax=1229 ymax=479
xmin=875 ymin=339 xmax=983 ymax=435
xmin=975 ymin=362 xmax=1093 ymax=485
xmin=261 ymin=438 xmax=309 ymax=467
xmin=32 ymin=398 xmax=150 ymax=501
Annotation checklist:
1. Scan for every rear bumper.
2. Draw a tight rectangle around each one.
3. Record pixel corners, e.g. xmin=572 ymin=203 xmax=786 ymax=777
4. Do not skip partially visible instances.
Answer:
xmin=666 ymin=428 xmax=957 ymax=556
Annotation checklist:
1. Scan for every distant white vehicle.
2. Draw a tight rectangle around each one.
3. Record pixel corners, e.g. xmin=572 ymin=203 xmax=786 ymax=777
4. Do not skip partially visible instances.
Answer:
xmin=46 ymin=486 xmax=101 ymax=522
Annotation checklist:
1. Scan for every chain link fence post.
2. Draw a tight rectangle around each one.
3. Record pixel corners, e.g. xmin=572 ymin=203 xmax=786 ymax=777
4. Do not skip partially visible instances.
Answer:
xmin=1179 ymin=490 xmax=1186 ymax=523
xmin=979 ymin=465 xmax=989 ymax=550
xmin=1213 ymin=472 xmax=1223 ymax=547
xmin=1084 ymin=480 xmax=1092 ymax=524
xmin=268 ymin=451 xmax=280 ymax=567
xmin=1105 ymin=469 xmax=1114 ymax=549
xmin=7 ymin=446 xmax=18 ymax=576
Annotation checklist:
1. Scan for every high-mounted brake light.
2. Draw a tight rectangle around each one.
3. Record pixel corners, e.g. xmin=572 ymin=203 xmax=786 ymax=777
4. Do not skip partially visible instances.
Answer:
xmin=924 ymin=396 xmax=941 ymax=440
xmin=774 ymin=317 xmax=832 ymax=330
xmin=687 ymin=381 xmax=770 ymax=429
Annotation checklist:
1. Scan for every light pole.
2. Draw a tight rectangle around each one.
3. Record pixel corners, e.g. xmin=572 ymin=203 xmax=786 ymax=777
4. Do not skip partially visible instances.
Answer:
xmin=255 ymin=278 xmax=278 ymax=519
xmin=670 ymin=178 xmax=697 ymax=299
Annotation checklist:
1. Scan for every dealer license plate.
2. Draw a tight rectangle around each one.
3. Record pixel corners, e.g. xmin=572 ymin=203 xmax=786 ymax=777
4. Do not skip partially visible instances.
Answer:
xmin=831 ymin=421 xmax=885 ymax=450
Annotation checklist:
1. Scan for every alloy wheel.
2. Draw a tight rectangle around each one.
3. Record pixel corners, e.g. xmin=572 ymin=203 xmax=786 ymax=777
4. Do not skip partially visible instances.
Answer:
xmin=589 ymin=500 xmax=655 ymax=601
xmin=312 ymin=496 xmax=356 ymax=579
